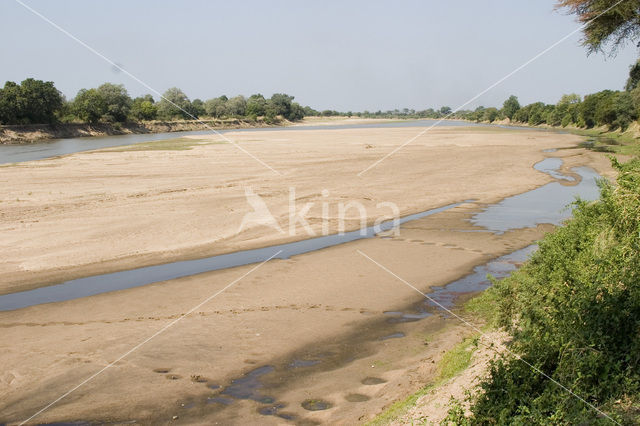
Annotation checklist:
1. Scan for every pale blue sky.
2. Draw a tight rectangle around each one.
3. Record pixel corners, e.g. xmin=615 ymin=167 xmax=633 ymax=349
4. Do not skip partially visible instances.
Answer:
xmin=1 ymin=0 xmax=637 ymax=111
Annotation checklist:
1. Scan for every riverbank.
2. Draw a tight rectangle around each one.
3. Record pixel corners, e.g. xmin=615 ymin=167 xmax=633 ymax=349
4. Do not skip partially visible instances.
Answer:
xmin=0 ymin=125 xmax=618 ymax=424
xmin=0 ymin=117 xmax=410 ymax=144
xmin=0 ymin=118 xmax=290 ymax=144
xmin=0 ymin=126 xmax=615 ymax=296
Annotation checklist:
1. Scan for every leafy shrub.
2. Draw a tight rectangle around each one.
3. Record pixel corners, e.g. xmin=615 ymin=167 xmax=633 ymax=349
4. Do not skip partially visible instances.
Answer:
xmin=465 ymin=158 xmax=640 ymax=424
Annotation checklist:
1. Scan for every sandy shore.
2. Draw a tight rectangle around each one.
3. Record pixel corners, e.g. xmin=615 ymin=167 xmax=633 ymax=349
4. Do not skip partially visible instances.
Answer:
xmin=0 ymin=126 xmax=613 ymax=295
xmin=0 ymin=126 xmax=615 ymax=424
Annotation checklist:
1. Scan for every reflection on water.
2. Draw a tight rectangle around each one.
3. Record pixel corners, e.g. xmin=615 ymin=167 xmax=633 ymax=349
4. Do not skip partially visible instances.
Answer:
xmin=470 ymin=162 xmax=601 ymax=234
xmin=0 ymin=202 xmax=463 ymax=311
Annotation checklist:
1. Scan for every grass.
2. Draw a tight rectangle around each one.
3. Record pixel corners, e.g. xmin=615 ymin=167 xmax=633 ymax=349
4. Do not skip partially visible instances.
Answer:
xmin=365 ymin=383 xmax=437 ymax=426
xmin=463 ymin=289 xmax=500 ymax=330
xmin=100 ymin=137 xmax=224 ymax=152
xmin=366 ymin=335 xmax=479 ymax=426
xmin=567 ymin=128 xmax=640 ymax=156
xmin=437 ymin=337 xmax=477 ymax=381
xmin=366 ymin=292 xmax=501 ymax=425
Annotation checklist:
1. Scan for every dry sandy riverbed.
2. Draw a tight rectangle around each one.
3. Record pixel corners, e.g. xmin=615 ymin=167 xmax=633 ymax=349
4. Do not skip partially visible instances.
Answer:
xmin=0 ymin=126 xmax=614 ymax=424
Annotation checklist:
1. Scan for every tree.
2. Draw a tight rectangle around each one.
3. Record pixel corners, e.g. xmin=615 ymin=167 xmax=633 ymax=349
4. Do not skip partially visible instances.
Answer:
xmin=483 ymin=107 xmax=500 ymax=123
xmin=204 ymin=96 xmax=228 ymax=118
xmin=439 ymin=106 xmax=452 ymax=115
xmin=527 ymin=102 xmax=547 ymax=125
xmin=269 ymin=93 xmax=294 ymax=118
xmin=225 ymin=95 xmax=247 ymax=117
xmin=190 ymin=99 xmax=205 ymax=118
xmin=96 ymin=83 xmax=131 ymax=122
xmin=594 ymin=90 xmax=617 ymax=127
xmin=303 ymin=105 xmax=319 ymax=116
xmin=626 ymin=59 xmax=640 ymax=91
xmin=73 ymin=88 xmax=107 ymax=124
xmin=246 ymin=94 xmax=267 ymax=117
xmin=0 ymin=79 xmax=63 ymax=124
xmin=472 ymin=106 xmax=486 ymax=122
xmin=0 ymin=81 xmax=22 ymax=124
xmin=501 ymin=95 xmax=520 ymax=120
xmin=549 ymin=94 xmax=581 ymax=126
xmin=157 ymin=87 xmax=192 ymax=120
xmin=612 ymin=91 xmax=637 ymax=130
xmin=288 ymin=102 xmax=305 ymax=121
xmin=130 ymin=95 xmax=157 ymax=121
xmin=579 ymin=90 xmax=611 ymax=127
xmin=20 ymin=78 xmax=64 ymax=124
xmin=556 ymin=0 xmax=640 ymax=54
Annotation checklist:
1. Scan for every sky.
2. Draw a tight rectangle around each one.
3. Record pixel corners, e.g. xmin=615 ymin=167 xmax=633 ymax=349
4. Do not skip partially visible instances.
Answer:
xmin=1 ymin=0 xmax=638 ymax=112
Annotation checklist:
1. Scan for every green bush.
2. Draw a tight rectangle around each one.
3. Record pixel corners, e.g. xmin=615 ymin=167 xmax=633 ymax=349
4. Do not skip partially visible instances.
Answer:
xmin=465 ymin=157 xmax=640 ymax=424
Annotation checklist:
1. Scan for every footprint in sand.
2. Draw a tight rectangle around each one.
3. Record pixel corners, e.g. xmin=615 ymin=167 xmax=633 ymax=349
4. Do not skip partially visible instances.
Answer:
xmin=345 ymin=393 xmax=371 ymax=402
xmin=361 ymin=377 xmax=387 ymax=385
xmin=153 ymin=368 xmax=171 ymax=374
xmin=301 ymin=399 xmax=333 ymax=411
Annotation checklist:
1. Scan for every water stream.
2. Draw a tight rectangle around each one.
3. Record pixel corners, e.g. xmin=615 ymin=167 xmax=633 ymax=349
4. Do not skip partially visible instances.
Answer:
xmin=21 ymin=155 xmax=605 ymax=424
xmin=0 ymin=157 xmax=602 ymax=311
xmin=0 ymin=202 xmax=463 ymax=311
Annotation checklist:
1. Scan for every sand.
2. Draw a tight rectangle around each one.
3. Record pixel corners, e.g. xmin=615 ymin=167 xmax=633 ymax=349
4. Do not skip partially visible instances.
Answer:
xmin=0 ymin=126 xmax=615 ymax=424
xmin=0 ymin=126 xmax=613 ymax=295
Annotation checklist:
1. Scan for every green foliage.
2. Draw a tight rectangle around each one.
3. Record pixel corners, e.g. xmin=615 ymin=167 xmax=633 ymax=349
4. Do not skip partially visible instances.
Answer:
xmin=204 ymin=96 xmax=227 ymax=118
xmin=190 ymin=98 xmax=205 ymax=118
xmin=515 ymin=102 xmax=548 ymax=126
xmin=465 ymin=158 xmax=640 ymax=424
xmin=130 ymin=95 xmax=157 ymax=121
xmin=225 ymin=95 xmax=247 ymax=117
xmin=549 ymin=94 xmax=581 ymax=127
xmin=246 ymin=94 xmax=267 ymax=117
xmin=483 ymin=107 xmax=500 ymax=123
xmin=613 ymin=91 xmax=637 ymax=131
xmin=440 ymin=106 xmax=453 ymax=115
xmin=72 ymin=83 xmax=132 ymax=123
xmin=626 ymin=60 xmax=640 ymax=91
xmin=441 ymin=398 xmax=472 ymax=426
xmin=581 ymin=90 xmax=608 ymax=128
xmin=73 ymin=88 xmax=107 ymax=124
xmin=581 ymin=90 xmax=639 ymax=131
xmin=502 ymin=95 xmax=521 ymax=120
xmin=157 ymin=87 xmax=192 ymax=120
xmin=96 ymin=83 xmax=131 ymax=122
xmin=557 ymin=0 xmax=640 ymax=55
xmin=0 ymin=79 xmax=63 ymax=124
xmin=288 ymin=102 xmax=305 ymax=120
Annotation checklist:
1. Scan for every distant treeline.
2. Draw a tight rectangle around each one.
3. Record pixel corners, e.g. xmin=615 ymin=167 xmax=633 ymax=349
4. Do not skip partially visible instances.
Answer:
xmin=0 ymin=80 xmax=317 ymax=125
xmin=2 ymin=67 xmax=640 ymax=131
xmin=347 ymin=84 xmax=638 ymax=132
xmin=327 ymin=62 xmax=640 ymax=132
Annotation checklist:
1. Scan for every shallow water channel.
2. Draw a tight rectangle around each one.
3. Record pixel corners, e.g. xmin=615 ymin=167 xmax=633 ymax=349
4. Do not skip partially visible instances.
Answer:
xmin=0 ymin=157 xmax=601 ymax=311
xmin=24 ymin=155 xmax=603 ymax=424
